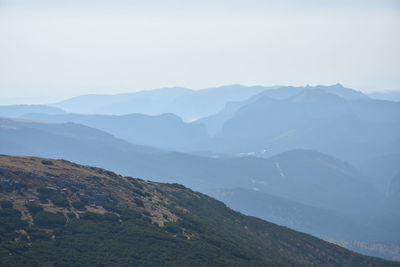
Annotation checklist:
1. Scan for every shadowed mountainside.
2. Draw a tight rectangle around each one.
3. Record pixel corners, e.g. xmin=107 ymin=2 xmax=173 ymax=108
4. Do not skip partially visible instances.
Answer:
xmin=207 ymin=88 xmax=400 ymax=164
xmin=196 ymin=84 xmax=368 ymax=135
xmin=213 ymin=188 xmax=389 ymax=241
xmin=20 ymin=113 xmax=208 ymax=152
xmin=369 ymin=91 xmax=400 ymax=102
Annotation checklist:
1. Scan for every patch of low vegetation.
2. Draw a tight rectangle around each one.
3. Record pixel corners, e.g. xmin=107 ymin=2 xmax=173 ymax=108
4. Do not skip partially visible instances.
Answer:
xmin=134 ymin=198 xmax=145 ymax=208
xmin=41 ymin=160 xmax=54 ymax=166
xmin=33 ymin=212 xmax=66 ymax=228
xmin=50 ymin=195 xmax=69 ymax=207
xmin=26 ymin=203 xmax=43 ymax=215
xmin=0 ymin=203 xmax=268 ymax=266
xmin=72 ymin=201 xmax=86 ymax=211
xmin=0 ymin=200 xmax=13 ymax=209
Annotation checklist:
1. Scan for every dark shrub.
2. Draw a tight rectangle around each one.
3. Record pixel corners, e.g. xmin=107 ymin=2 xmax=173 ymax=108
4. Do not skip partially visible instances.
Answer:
xmin=67 ymin=212 xmax=76 ymax=219
xmin=80 ymin=212 xmax=118 ymax=222
xmin=51 ymin=195 xmax=69 ymax=207
xmin=80 ymin=212 xmax=103 ymax=221
xmin=165 ymin=223 xmax=181 ymax=234
xmin=72 ymin=201 xmax=86 ymax=211
xmin=26 ymin=203 xmax=43 ymax=215
xmin=129 ymin=179 xmax=144 ymax=189
xmin=0 ymin=200 xmax=13 ymax=209
xmin=131 ymin=187 xmax=145 ymax=197
xmin=169 ymin=183 xmax=186 ymax=189
xmin=34 ymin=212 xmax=66 ymax=228
xmin=119 ymin=209 xmax=143 ymax=221
xmin=0 ymin=208 xmax=27 ymax=235
xmin=37 ymin=187 xmax=58 ymax=202
xmin=28 ymin=228 xmax=52 ymax=241
xmin=41 ymin=160 xmax=54 ymax=165
xmin=134 ymin=198 xmax=144 ymax=208
xmin=142 ymin=210 xmax=151 ymax=217
xmin=102 ymin=213 xmax=119 ymax=222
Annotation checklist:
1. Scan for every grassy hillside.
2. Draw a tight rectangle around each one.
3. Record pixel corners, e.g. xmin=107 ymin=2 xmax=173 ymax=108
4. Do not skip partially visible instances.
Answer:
xmin=0 ymin=155 xmax=396 ymax=266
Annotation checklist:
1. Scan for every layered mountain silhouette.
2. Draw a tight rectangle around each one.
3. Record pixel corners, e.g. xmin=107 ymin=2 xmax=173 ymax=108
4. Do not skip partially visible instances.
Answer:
xmin=0 ymin=118 xmax=381 ymax=214
xmin=207 ymin=87 xmax=400 ymax=164
xmin=1 ymin=83 xmax=399 ymax=261
xmin=5 ymin=84 xmax=398 ymax=165
xmin=213 ymin=188 xmax=389 ymax=241
xmin=2 ymin=117 xmax=398 ymax=259
xmin=21 ymin=113 xmax=208 ymax=151
xmin=13 ymin=84 xmax=399 ymax=164
xmin=0 ymin=155 xmax=396 ymax=266
xmin=0 ymin=105 xmax=64 ymax=118
xmin=53 ymin=85 xmax=275 ymax=121
xmin=197 ymin=83 xmax=367 ymax=135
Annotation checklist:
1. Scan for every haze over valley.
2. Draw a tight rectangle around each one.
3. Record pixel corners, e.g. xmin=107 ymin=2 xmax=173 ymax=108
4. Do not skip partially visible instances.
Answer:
xmin=1 ymin=0 xmax=400 ymax=265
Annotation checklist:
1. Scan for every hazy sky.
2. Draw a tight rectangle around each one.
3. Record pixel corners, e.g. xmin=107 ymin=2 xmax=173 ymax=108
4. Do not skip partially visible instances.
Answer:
xmin=0 ymin=0 xmax=399 ymax=103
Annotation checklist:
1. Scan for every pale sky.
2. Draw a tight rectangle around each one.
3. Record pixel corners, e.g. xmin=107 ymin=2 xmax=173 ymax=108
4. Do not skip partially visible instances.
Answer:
xmin=0 ymin=0 xmax=399 ymax=104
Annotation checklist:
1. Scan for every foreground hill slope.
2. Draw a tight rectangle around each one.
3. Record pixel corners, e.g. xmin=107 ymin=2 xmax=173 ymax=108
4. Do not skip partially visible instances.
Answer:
xmin=0 ymin=155 xmax=395 ymax=266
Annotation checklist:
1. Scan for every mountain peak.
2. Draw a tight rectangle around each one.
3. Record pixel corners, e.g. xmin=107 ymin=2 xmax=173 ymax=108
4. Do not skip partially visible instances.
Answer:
xmin=316 ymin=84 xmax=368 ymax=100
xmin=333 ymin=83 xmax=344 ymax=88
xmin=289 ymin=88 xmax=345 ymax=103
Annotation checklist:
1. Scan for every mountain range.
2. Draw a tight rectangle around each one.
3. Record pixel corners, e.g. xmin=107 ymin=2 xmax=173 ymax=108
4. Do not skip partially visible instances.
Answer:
xmin=1 ymin=83 xmax=399 ymax=261
xmin=206 ymin=86 xmax=400 ymax=164
xmin=1 ymin=116 xmax=399 ymax=258
xmin=23 ymin=84 xmax=400 ymax=166
xmin=53 ymin=84 xmax=277 ymax=121
xmin=0 ymin=105 xmax=65 ymax=118
xmin=19 ymin=113 xmax=208 ymax=152
xmin=0 ymin=118 xmax=382 ymax=215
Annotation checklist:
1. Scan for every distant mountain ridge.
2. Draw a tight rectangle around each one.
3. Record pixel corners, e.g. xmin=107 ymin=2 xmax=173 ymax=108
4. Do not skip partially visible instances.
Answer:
xmin=22 ymin=84 xmax=396 ymax=161
xmin=21 ymin=113 xmax=209 ymax=151
xmin=0 ymin=105 xmax=65 ymax=118
xmin=53 ymin=84 xmax=276 ymax=121
xmin=369 ymin=90 xmax=400 ymax=102
xmin=205 ymin=88 xmax=400 ymax=163
xmin=197 ymin=83 xmax=368 ymax=135
xmin=213 ymin=187 xmax=388 ymax=241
